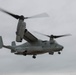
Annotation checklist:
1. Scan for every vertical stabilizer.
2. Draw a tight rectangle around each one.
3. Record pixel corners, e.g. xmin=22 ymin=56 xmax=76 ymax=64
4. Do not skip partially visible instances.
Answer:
xmin=11 ymin=41 xmax=16 ymax=53
xmin=11 ymin=41 xmax=16 ymax=47
xmin=0 ymin=36 xmax=3 ymax=48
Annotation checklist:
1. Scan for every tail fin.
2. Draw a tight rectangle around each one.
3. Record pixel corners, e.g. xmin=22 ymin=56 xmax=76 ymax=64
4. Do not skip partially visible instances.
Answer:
xmin=11 ymin=41 xmax=16 ymax=47
xmin=11 ymin=41 xmax=16 ymax=53
xmin=0 ymin=36 xmax=3 ymax=48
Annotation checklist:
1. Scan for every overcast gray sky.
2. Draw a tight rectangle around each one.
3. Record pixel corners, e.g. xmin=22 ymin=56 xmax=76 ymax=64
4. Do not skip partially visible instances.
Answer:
xmin=0 ymin=0 xmax=76 ymax=75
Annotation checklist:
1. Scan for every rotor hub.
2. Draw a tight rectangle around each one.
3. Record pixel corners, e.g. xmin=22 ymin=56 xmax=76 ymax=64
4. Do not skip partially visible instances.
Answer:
xmin=20 ymin=15 xmax=25 ymax=20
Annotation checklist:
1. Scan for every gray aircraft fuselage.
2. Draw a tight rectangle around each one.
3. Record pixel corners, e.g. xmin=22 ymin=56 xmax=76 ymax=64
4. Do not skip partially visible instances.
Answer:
xmin=2 ymin=39 xmax=63 ymax=58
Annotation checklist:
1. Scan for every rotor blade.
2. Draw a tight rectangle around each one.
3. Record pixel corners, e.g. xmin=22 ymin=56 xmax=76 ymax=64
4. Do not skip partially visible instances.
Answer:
xmin=52 ymin=34 xmax=71 ymax=39
xmin=34 ymin=31 xmax=50 ymax=37
xmin=0 ymin=8 xmax=20 ymax=19
xmin=34 ymin=31 xmax=71 ymax=39
xmin=25 ymin=13 xmax=49 ymax=19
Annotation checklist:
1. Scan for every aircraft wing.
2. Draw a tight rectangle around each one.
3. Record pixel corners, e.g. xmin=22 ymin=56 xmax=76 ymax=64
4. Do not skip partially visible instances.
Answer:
xmin=23 ymin=29 xmax=38 ymax=43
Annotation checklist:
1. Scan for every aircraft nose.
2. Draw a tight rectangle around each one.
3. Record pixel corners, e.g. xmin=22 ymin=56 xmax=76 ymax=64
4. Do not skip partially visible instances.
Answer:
xmin=60 ymin=46 xmax=64 ymax=50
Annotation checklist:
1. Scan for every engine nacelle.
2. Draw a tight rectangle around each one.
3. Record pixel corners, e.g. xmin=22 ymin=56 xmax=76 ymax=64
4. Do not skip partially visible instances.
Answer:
xmin=16 ymin=35 xmax=23 ymax=42
xmin=16 ymin=20 xmax=26 ymax=42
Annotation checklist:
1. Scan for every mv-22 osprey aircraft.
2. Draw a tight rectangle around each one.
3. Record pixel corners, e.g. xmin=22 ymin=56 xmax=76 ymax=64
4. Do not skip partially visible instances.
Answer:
xmin=0 ymin=8 xmax=71 ymax=59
